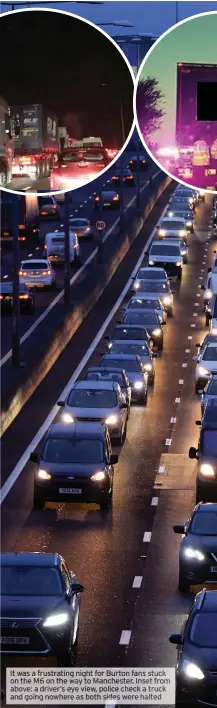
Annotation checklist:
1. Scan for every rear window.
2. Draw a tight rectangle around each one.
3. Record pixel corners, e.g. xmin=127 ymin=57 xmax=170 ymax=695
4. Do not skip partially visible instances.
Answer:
xmin=101 ymin=358 xmax=141 ymax=372
xmin=109 ymin=343 xmax=149 ymax=356
xmin=21 ymin=262 xmax=47 ymax=270
xmin=51 ymin=237 xmax=64 ymax=244
xmin=113 ymin=327 xmax=147 ymax=340
xmin=86 ymin=371 xmax=124 ymax=385
xmin=60 ymin=150 xmax=105 ymax=163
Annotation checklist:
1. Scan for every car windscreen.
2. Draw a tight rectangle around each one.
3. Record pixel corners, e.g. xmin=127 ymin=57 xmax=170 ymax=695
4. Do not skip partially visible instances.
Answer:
xmin=86 ymin=371 xmax=124 ymax=386
xmin=161 ymin=220 xmax=184 ymax=230
xmin=190 ymin=613 xmax=217 ymax=647
xmin=170 ymin=203 xmax=189 ymax=212
xmin=138 ymin=282 xmax=169 ymax=293
xmin=124 ymin=312 xmax=159 ymax=325
xmin=1 ymin=566 xmax=62 ymax=596
xmin=150 ymin=245 xmax=180 ymax=256
xmin=137 ymin=269 xmax=165 ymax=280
xmin=207 ymin=379 xmax=217 ymax=394
xmin=201 ymin=430 xmax=217 ymax=456
xmin=190 ymin=511 xmax=217 ymax=535
xmin=128 ymin=299 xmax=160 ymax=310
xmin=39 ymin=197 xmax=54 ymax=206
xmin=202 ymin=346 xmax=217 ymax=361
xmin=110 ymin=343 xmax=149 ymax=356
xmin=21 ymin=262 xmax=47 ymax=270
xmin=67 ymin=389 xmax=117 ymax=408
xmin=69 ymin=220 xmax=87 ymax=227
xmin=101 ymin=358 xmax=141 ymax=372
xmin=60 ymin=150 xmax=105 ymax=162
xmin=113 ymin=328 xmax=147 ymax=340
xmin=43 ymin=438 xmax=104 ymax=463
xmin=50 ymin=237 xmax=64 ymax=244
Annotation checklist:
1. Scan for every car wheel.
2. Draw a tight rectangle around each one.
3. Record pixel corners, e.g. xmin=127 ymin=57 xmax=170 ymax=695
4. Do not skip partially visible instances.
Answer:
xmin=178 ymin=570 xmax=190 ymax=594
xmin=33 ymin=492 xmax=45 ymax=510
xmin=149 ymin=373 xmax=155 ymax=386
xmin=56 ymin=646 xmax=75 ymax=667
xmin=100 ymin=494 xmax=112 ymax=511
xmin=167 ymin=308 xmax=173 ymax=317
xmin=177 ymin=269 xmax=182 ymax=281
xmin=205 ymin=314 xmax=210 ymax=326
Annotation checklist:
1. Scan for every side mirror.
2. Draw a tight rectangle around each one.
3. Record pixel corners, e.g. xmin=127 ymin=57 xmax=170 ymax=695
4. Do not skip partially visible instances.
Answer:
xmin=57 ymin=400 xmax=65 ymax=407
xmin=189 ymin=447 xmax=197 ymax=459
xmin=195 ymin=420 xmax=202 ymax=426
xmin=173 ymin=524 xmax=185 ymax=534
xmin=104 ymin=336 xmax=110 ymax=341
xmin=110 ymin=454 xmax=118 ymax=465
xmin=207 ymin=267 xmax=212 ymax=274
xmin=197 ymin=390 xmax=203 ymax=396
xmin=192 ymin=356 xmax=198 ymax=362
xmin=29 ymin=452 xmax=39 ymax=463
xmin=69 ymin=583 xmax=84 ymax=596
xmin=169 ymin=634 xmax=183 ymax=645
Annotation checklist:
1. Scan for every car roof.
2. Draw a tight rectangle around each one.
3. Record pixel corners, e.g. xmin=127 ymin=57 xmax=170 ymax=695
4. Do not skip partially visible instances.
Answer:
xmin=69 ymin=217 xmax=89 ymax=222
xmin=203 ymin=342 xmax=217 ymax=350
xmin=21 ymin=258 xmax=48 ymax=264
xmin=46 ymin=422 xmax=106 ymax=439
xmin=71 ymin=380 xmax=117 ymax=390
xmin=0 ymin=552 xmax=61 ymax=567
xmin=151 ymin=240 xmax=180 ymax=247
xmin=45 ymin=232 xmax=76 ymax=238
xmin=1 ymin=282 xmax=29 ymax=293
xmin=195 ymin=502 xmax=217 ymax=513
xmin=137 ymin=266 xmax=166 ymax=272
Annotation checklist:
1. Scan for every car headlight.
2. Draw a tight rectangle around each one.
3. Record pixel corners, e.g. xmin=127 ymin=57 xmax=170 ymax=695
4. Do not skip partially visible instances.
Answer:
xmin=105 ymin=415 xmax=118 ymax=425
xmin=134 ymin=281 xmax=140 ymax=289
xmin=134 ymin=381 xmax=143 ymax=389
xmin=180 ymin=230 xmax=187 ymax=237
xmin=91 ymin=471 xmax=106 ymax=481
xmin=186 ymin=221 xmax=192 ymax=227
xmin=198 ymin=366 xmax=210 ymax=377
xmin=43 ymin=612 xmax=69 ymax=628
xmin=158 ymin=228 xmax=166 ymax=236
xmin=168 ymin=211 xmax=173 ymax=217
xmin=205 ymin=289 xmax=212 ymax=299
xmin=144 ymin=363 xmax=152 ymax=371
xmin=200 ymin=463 xmax=215 ymax=477
xmin=162 ymin=296 xmax=172 ymax=305
xmin=108 ymin=342 xmax=112 ymax=349
xmin=149 ymin=260 xmax=154 ymax=265
xmin=38 ymin=469 xmax=51 ymax=480
xmin=152 ymin=328 xmax=162 ymax=336
xmin=211 ymin=327 xmax=217 ymax=334
xmin=176 ymin=261 xmax=182 ymax=266
xmin=183 ymin=547 xmax=205 ymax=561
xmin=182 ymin=660 xmax=204 ymax=680
xmin=61 ymin=412 xmax=74 ymax=424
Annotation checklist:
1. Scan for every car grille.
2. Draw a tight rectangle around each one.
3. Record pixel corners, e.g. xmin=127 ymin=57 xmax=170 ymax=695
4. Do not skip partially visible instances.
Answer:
xmin=75 ymin=417 xmax=104 ymax=422
xmin=1 ymin=618 xmax=39 ymax=628
xmin=0 ymin=618 xmax=49 ymax=653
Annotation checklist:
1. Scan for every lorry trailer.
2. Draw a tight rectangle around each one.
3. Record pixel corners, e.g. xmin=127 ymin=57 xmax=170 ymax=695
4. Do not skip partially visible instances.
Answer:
xmin=1 ymin=191 xmax=39 ymax=248
xmin=11 ymin=104 xmax=59 ymax=180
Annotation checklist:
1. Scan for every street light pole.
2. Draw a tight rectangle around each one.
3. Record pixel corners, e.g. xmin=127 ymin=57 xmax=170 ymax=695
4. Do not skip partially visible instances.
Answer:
xmin=12 ymin=194 xmax=20 ymax=367
xmin=64 ymin=192 xmax=71 ymax=305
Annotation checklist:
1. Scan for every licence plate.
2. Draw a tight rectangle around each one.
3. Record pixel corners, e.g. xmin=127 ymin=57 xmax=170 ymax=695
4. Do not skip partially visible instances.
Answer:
xmin=104 ymin=203 xmax=110 ymax=206
xmin=1 ymin=637 xmax=30 ymax=645
xmin=59 ymin=488 xmax=82 ymax=494
xmin=30 ymin=272 xmax=40 ymax=276
xmin=211 ymin=566 xmax=217 ymax=572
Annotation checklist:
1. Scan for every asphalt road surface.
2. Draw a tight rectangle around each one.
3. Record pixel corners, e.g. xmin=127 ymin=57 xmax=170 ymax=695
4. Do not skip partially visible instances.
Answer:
xmin=1 ymin=185 xmax=215 ymax=707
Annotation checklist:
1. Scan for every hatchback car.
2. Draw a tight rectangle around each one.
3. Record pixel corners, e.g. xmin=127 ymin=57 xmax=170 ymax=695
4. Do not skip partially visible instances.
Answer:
xmin=193 ymin=343 xmax=217 ymax=393
xmin=122 ymin=310 xmax=165 ymax=350
xmin=100 ymin=353 xmax=149 ymax=404
xmin=50 ymin=147 xmax=109 ymax=191
xmin=130 ymin=280 xmax=174 ymax=316
xmin=0 ymin=552 xmax=84 ymax=666
xmin=68 ymin=217 xmax=93 ymax=239
xmin=19 ymin=259 xmax=56 ymax=290
xmin=30 ymin=422 xmax=118 ymax=510
xmin=169 ymin=589 xmax=217 ymax=707
xmin=106 ymin=340 xmax=156 ymax=383
xmin=111 ymin=168 xmax=135 ymax=186
xmin=84 ymin=367 xmax=131 ymax=414
xmin=173 ymin=502 xmax=217 ymax=593
xmin=57 ymin=380 xmax=128 ymax=444
xmin=38 ymin=196 xmax=60 ymax=220
xmin=0 ymin=282 xmax=35 ymax=314
xmin=157 ymin=216 xmax=187 ymax=240
xmin=94 ymin=190 xmax=120 ymax=209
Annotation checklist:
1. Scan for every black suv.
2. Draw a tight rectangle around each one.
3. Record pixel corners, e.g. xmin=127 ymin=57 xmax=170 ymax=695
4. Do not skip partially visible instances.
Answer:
xmin=189 ymin=399 xmax=217 ymax=503
xmin=0 ymin=552 xmax=84 ymax=666
xmin=169 ymin=589 xmax=217 ymax=706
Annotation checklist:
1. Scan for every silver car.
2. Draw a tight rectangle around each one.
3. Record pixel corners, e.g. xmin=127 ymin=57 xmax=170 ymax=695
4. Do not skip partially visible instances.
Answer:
xmin=156 ymin=217 xmax=187 ymax=239
xmin=57 ymin=380 xmax=128 ymax=444
xmin=125 ymin=295 xmax=167 ymax=323
xmin=68 ymin=217 xmax=93 ymax=239
xmin=130 ymin=280 xmax=174 ymax=316
xmin=133 ymin=266 xmax=169 ymax=291
xmin=19 ymin=259 xmax=56 ymax=290
xmin=107 ymin=340 xmax=156 ymax=383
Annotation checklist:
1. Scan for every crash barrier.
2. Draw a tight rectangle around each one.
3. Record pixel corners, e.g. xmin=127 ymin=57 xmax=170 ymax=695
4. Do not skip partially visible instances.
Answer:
xmin=1 ymin=172 xmax=171 ymax=436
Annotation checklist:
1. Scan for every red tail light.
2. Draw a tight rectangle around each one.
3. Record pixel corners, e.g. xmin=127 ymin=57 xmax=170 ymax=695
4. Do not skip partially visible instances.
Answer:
xmin=42 ymin=270 xmax=51 ymax=276
xmin=19 ymin=294 xmax=29 ymax=300
xmin=18 ymin=237 xmax=26 ymax=241
xmin=95 ymin=196 xmax=100 ymax=201
xmin=19 ymin=270 xmax=27 ymax=276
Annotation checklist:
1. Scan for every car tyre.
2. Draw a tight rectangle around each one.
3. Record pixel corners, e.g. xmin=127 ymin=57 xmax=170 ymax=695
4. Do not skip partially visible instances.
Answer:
xmin=178 ymin=569 xmax=190 ymax=594
xmin=33 ymin=491 xmax=45 ymax=510
xmin=167 ymin=308 xmax=173 ymax=317
xmin=99 ymin=493 xmax=112 ymax=511
xmin=205 ymin=314 xmax=210 ymax=327
xmin=177 ymin=269 xmax=182 ymax=281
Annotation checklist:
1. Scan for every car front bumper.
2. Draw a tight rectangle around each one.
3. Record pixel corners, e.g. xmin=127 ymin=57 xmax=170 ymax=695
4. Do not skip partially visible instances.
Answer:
xmin=34 ymin=477 xmax=112 ymax=504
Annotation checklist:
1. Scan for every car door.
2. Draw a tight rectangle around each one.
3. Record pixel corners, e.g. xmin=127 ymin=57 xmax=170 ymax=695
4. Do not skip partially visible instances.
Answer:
xmin=61 ymin=561 xmax=80 ymax=635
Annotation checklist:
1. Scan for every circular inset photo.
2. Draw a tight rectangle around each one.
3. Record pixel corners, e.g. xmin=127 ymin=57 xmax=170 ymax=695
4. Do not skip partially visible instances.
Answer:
xmin=134 ymin=11 xmax=217 ymax=194
xmin=0 ymin=8 xmax=134 ymax=195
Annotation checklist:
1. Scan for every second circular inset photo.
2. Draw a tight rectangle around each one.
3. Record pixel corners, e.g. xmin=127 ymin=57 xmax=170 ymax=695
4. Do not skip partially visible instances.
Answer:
xmin=0 ymin=7 xmax=134 ymax=195
xmin=134 ymin=11 xmax=217 ymax=194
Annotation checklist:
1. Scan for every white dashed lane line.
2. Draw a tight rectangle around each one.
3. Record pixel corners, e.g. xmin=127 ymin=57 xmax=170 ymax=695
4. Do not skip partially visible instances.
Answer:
xmin=119 ymin=630 xmax=131 ymax=646
xmin=151 ymin=497 xmax=159 ymax=506
xmin=143 ymin=532 xmax=152 ymax=543
xmin=132 ymin=576 xmax=143 ymax=589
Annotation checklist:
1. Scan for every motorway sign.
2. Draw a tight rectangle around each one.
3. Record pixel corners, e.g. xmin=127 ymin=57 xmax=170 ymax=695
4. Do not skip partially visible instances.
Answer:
xmin=96 ymin=220 xmax=106 ymax=231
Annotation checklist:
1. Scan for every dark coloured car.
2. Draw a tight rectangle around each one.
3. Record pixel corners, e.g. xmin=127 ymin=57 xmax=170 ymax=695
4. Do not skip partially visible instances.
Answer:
xmin=111 ymin=168 xmax=135 ymax=186
xmin=200 ymin=375 xmax=217 ymax=415
xmin=189 ymin=399 xmax=217 ymax=503
xmin=0 ymin=552 xmax=84 ymax=666
xmin=169 ymin=589 xmax=217 ymax=706
xmin=100 ymin=353 xmax=149 ymax=403
xmin=94 ymin=190 xmax=120 ymax=209
xmin=173 ymin=502 xmax=217 ymax=593
xmin=106 ymin=324 xmax=153 ymax=348
xmin=128 ymin=155 xmax=148 ymax=171
xmin=30 ymin=422 xmax=118 ymax=511
xmin=0 ymin=281 xmax=35 ymax=314
xmin=84 ymin=367 xmax=131 ymax=414
xmin=122 ymin=309 xmax=165 ymax=350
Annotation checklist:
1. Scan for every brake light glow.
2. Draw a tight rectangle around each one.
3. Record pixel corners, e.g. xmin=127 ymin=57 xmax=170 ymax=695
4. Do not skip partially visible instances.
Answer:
xmin=19 ymin=271 xmax=27 ymax=276
xmin=19 ymin=225 xmax=25 ymax=229
xmin=19 ymin=294 xmax=29 ymax=300
xmin=113 ymin=196 xmax=119 ymax=201
xmin=18 ymin=237 xmax=26 ymax=241
xmin=0 ymin=295 xmax=3 ymax=300
xmin=95 ymin=196 xmax=100 ymax=201
xmin=42 ymin=270 xmax=51 ymax=275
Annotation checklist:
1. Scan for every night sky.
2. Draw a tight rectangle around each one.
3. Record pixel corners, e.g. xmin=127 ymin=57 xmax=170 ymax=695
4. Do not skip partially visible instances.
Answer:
xmin=0 ymin=8 xmax=134 ymax=145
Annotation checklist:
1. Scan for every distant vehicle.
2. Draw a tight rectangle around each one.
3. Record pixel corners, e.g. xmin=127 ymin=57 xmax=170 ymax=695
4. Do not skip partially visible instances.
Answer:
xmin=19 ymin=259 xmax=56 ymax=291
xmin=1 ymin=192 xmax=39 ymax=248
xmin=111 ymin=168 xmax=135 ymax=186
xmin=84 ymin=367 xmax=131 ymax=414
xmin=129 ymin=155 xmax=148 ymax=170
xmin=68 ymin=218 xmax=93 ymax=239
xmin=106 ymin=340 xmax=156 ymax=383
xmin=130 ymin=280 xmax=175 ymax=316
xmin=94 ymin=190 xmax=120 ymax=209
xmin=44 ymin=232 xmax=81 ymax=266
xmin=122 ymin=310 xmax=165 ymax=351
xmin=11 ymin=104 xmax=58 ymax=179
xmin=0 ymin=281 xmax=35 ymax=314
xmin=125 ymin=295 xmax=166 ymax=323
xmin=99 ymin=353 xmax=149 ymax=404
xmin=82 ymin=136 xmax=103 ymax=149
xmin=167 ymin=200 xmax=194 ymax=232
xmin=133 ymin=267 xmax=169 ymax=289
xmin=156 ymin=217 xmax=187 ymax=240
xmin=169 ymin=589 xmax=217 ymax=705
xmin=50 ymin=147 xmax=109 ymax=191
xmin=38 ymin=196 xmax=59 ymax=220
xmin=0 ymin=551 xmax=84 ymax=665
xmin=148 ymin=240 xmax=183 ymax=279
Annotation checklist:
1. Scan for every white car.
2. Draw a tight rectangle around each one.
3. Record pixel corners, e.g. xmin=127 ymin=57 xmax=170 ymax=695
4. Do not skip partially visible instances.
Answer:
xmin=125 ymin=294 xmax=167 ymax=323
xmin=148 ymin=240 xmax=183 ymax=279
xmin=133 ymin=266 xmax=169 ymax=291
xmin=193 ymin=342 xmax=217 ymax=394
xmin=156 ymin=217 xmax=187 ymax=239
xmin=19 ymin=259 xmax=56 ymax=290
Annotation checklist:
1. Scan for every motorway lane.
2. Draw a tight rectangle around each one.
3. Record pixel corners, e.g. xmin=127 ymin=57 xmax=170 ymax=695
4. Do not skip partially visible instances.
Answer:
xmin=1 ymin=154 xmax=152 ymax=358
xmin=1 ymin=194 xmax=213 ymax=698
